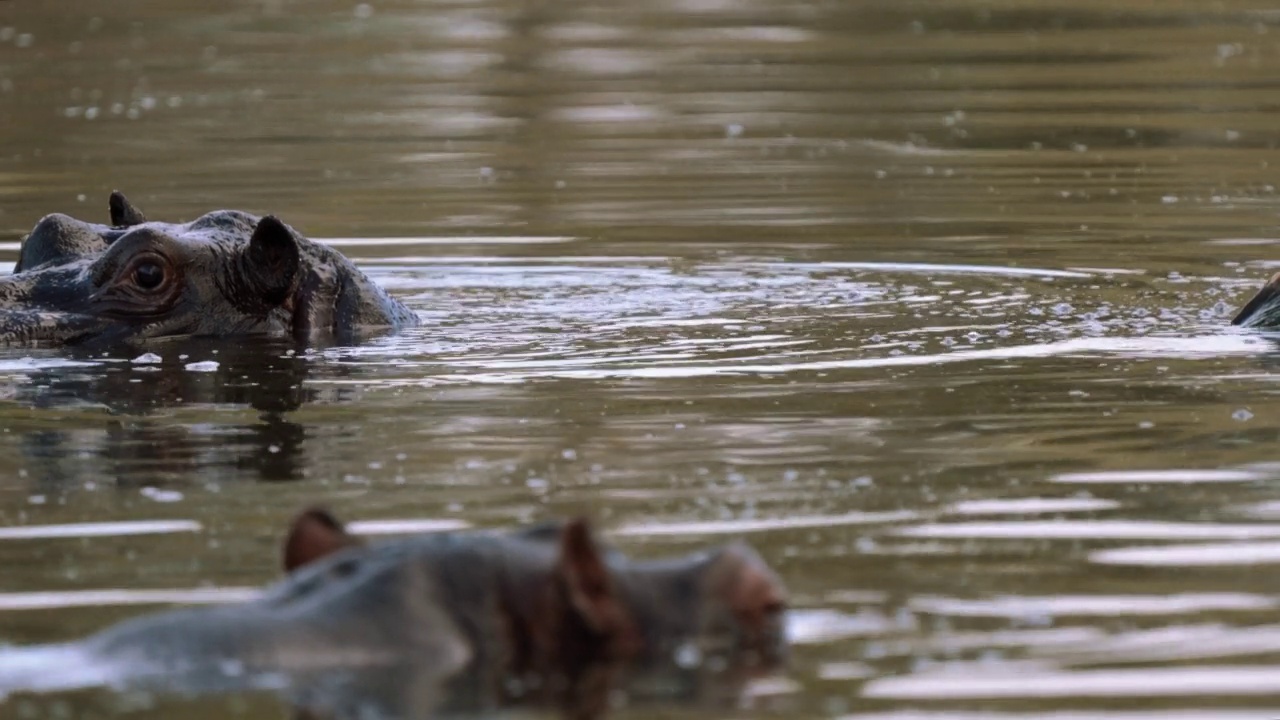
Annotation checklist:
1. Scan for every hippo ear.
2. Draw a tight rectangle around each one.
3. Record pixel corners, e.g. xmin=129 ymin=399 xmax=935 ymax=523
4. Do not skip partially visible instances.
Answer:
xmin=556 ymin=518 xmax=636 ymax=645
xmin=283 ymin=507 xmax=362 ymax=572
xmin=108 ymin=191 xmax=147 ymax=227
xmin=244 ymin=215 xmax=301 ymax=308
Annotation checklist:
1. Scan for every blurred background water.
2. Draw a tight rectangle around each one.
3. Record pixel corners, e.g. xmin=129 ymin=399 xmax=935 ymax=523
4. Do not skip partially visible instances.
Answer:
xmin=5 ymin=0 xmax=1280 ymax=717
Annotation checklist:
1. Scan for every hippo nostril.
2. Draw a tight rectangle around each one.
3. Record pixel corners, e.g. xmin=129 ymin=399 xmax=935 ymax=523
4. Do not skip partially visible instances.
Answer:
xmin=132 ymin=262 xmax=165 ymax=290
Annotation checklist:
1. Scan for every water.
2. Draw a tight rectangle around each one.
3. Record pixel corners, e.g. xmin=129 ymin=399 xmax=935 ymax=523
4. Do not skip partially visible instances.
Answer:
xmin=4 ymin=0 xmax=1280 ymax=716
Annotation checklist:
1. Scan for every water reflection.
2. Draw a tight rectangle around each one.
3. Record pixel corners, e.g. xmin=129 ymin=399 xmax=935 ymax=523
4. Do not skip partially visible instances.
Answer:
xmin=0 ymin=647 xmax=788 ymax=720
xmin=4 ymin=339 xmax=331 ymax=488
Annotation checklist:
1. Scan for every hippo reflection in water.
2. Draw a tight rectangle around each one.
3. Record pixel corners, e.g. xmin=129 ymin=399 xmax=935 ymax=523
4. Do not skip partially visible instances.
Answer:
xmin=0 ymin=509 xmax=788 ymax=719
xmin=1 ymin=192 xmax=418 ymax=346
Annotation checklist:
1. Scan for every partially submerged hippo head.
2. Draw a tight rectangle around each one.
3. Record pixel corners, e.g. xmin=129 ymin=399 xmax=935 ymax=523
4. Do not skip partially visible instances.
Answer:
xmin=2 ymin=192 xmax=418 ymax=346
xmin=0 ymin=510 xmax=787 ymax=711
xmin=281 ymin=509 xmax=789 ymax=671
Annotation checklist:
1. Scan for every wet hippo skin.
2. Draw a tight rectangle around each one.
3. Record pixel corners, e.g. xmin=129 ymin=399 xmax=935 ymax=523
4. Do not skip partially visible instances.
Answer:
xmin=0 ymin=508 xmax=789 ymax=719
xmin=0 ymin=192 xmax=418 ymax=346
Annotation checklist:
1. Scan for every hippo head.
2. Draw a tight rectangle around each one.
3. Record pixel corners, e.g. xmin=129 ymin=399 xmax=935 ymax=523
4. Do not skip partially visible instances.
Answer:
xmin=2 ymin=192 xmax=417 ymax=347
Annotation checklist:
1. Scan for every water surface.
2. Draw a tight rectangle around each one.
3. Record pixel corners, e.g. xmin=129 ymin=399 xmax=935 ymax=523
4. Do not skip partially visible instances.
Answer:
xmin=4 ymin=0 xmax=1280 ymax=717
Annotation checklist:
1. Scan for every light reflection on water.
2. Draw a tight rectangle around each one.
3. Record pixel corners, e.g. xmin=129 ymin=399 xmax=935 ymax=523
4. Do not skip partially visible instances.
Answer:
xmin=861 ymin=664 xmax=1280 ymax=700
xmin=839 ymin=707 xmax=1280 ymax=712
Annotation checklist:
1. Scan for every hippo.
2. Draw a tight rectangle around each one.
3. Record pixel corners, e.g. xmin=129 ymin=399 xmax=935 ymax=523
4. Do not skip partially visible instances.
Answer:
xmin=1232 ymin=271 xmax=1280 ymax=328
xmin=0 ymin=192 xmax=418 ymax=346
xmin=0 ymin=509 xmax=788 ymax=718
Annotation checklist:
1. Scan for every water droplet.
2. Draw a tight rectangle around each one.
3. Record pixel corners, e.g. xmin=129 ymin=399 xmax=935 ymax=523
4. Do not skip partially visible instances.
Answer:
xmin=673 ymin=641 xmax=702 ymax=669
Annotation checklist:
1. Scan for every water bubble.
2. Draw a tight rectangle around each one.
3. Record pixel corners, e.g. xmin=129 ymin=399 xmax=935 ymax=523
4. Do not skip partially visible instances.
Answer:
xmin=141 ymin=487 xmax=184 ymax=503
xmin=673 ymin=641 xmax=702 ymax=669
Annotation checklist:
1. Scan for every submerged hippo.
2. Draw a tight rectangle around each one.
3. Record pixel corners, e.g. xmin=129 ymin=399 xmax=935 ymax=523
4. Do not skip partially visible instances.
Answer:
xmin=1 ymin=192 xmax=418 ymax=346
xmin=0 ymin=509 xmax=788 ymax=717
xmin=1232 ymin=271 xmax=1280 ymax=328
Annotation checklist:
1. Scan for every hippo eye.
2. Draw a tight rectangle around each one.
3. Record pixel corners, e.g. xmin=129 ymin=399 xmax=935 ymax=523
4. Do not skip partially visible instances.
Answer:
xmin=132 ymin=261 xmax=166 ymax=290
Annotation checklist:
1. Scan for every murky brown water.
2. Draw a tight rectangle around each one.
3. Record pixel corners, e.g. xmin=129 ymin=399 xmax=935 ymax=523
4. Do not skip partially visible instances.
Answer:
xmin=6 ymin=0 xmax=1280 ymax=717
